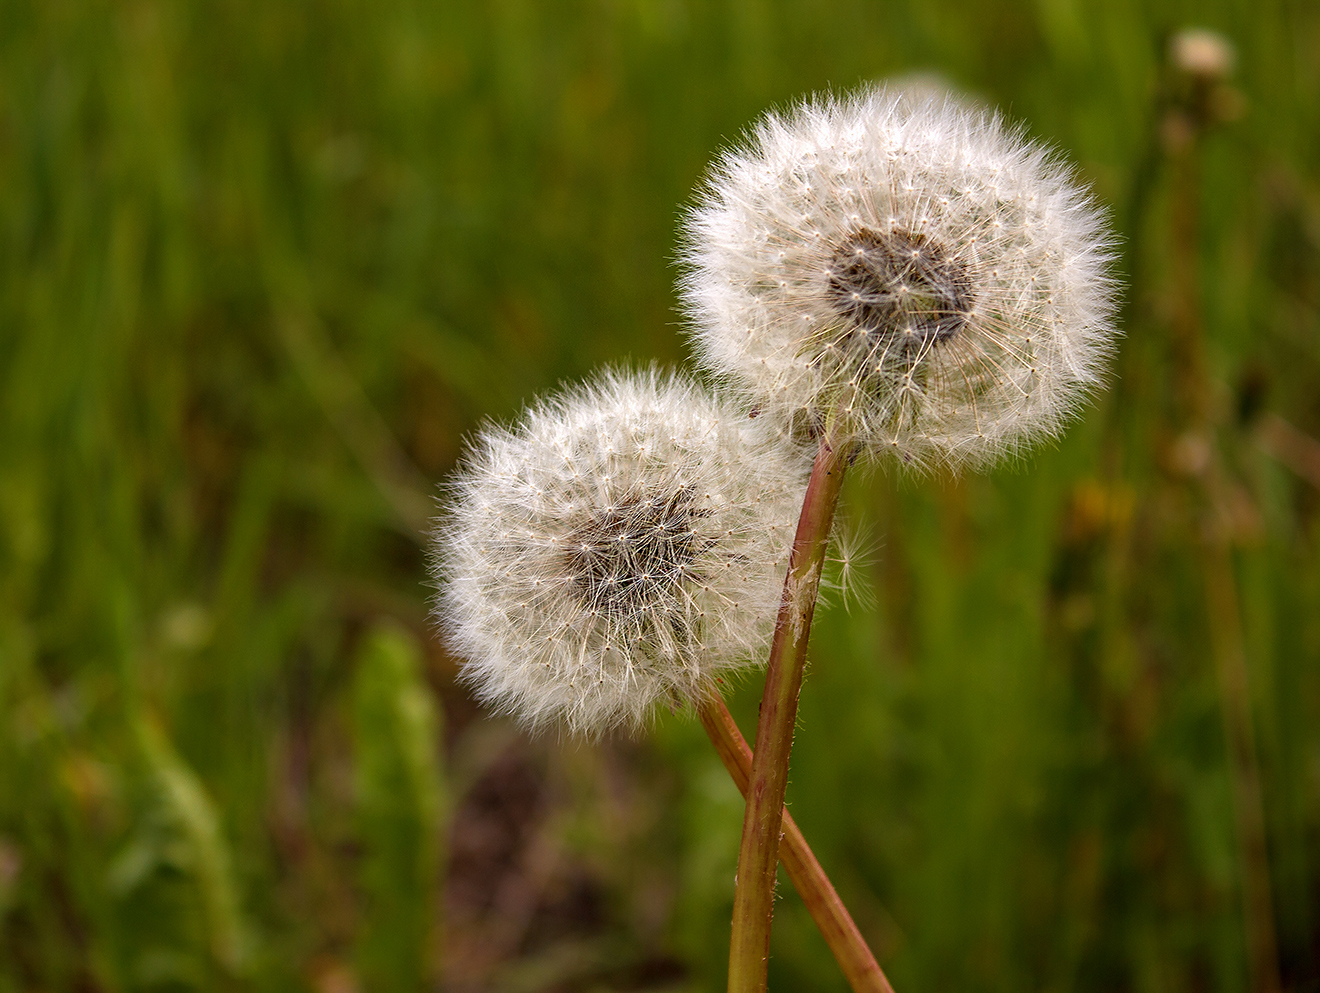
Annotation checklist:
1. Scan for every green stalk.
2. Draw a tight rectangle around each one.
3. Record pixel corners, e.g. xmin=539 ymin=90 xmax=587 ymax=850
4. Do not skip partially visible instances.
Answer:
xmin=1164 ymin=58 xmax=1281 ymax=993
xmin=728 ymin=432 xmax=852 ymax=993
xmin=697 ymin=691 xmax=893 ymax=993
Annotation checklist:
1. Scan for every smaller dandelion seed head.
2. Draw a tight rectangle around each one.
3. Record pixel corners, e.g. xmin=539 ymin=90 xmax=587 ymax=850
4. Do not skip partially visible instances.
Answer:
xmin=431 ymin=368 xmax=805 ymax=738
xmin=1170 ymin=28 xmax=1235 ymax=81
xmin=679 ymin=83 xmax=1121 ymax=473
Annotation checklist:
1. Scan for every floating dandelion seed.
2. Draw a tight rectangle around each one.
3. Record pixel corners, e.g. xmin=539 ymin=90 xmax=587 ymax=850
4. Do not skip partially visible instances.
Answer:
xmin=432 ymin=369 xmax=804 ymax=737
xmin=681 ymin=84 xmax=1120 ymax=471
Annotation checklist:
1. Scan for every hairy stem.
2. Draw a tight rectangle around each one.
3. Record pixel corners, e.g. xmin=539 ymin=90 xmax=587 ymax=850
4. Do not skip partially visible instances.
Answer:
xmin=728 ymin=433 xmax=851 ymax=993
xmin=697 ymin=692 xmax=893 ymax=993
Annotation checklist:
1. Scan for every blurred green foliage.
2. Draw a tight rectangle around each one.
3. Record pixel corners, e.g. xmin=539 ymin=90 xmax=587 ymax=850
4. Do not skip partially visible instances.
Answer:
xmin=353 ymin=624 xmax=443 ymax=992
xmin=1 ymin=1 xmax=1318 ymax=991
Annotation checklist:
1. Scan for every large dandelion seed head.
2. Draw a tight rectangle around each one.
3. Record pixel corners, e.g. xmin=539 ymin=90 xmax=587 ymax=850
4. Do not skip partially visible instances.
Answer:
xmin=433 ymin=369 xmax=804 ymax=737
xmin=681 ymin=85 xmax=1119 ymax=471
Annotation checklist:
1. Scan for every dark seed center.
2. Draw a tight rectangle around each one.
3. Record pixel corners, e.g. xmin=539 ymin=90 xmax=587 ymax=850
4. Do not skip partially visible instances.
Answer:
xmin=826 ymin=228 xmax=972 ymax=348
xmin=564 ymin=490 xmax=709 ymax=617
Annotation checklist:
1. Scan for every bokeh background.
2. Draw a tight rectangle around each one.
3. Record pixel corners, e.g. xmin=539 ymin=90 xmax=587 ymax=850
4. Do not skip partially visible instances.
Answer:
xmin=3 ymin=1 xmax=1319 ymax=991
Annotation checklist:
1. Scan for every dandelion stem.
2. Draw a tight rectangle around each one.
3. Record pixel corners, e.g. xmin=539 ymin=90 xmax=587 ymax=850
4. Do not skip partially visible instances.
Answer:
xmin=728 ymin=432 xmax=852 ymax=993
xmin=697 ymin=691 xmax=893 ymax=993
xmin=1164 ymin=54 xmax=1282 ymax=993
xmin=1202 ymin=531 xmax=1280 ymax=993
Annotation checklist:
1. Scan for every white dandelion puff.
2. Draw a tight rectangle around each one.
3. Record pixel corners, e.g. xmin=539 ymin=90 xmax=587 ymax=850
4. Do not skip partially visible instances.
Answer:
xmin=1170 ymin=28 xmax=1235 ymax=80
xmin=432 ymin=368 xmax=805 ymax=737
xmin=681 ymin=84 xmax=1120 ymax=471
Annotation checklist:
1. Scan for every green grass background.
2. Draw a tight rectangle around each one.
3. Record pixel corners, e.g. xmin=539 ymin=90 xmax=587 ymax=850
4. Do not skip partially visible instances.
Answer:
xmin=2 ymin=0 xmax=1318 ymax=990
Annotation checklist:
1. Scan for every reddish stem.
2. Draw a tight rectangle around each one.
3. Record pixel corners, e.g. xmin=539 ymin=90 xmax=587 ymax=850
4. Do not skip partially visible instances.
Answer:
xmin=728 ymin=433 xmax=851 ymax=993
xmin=697 ymin=692 xmax=894 ymax=993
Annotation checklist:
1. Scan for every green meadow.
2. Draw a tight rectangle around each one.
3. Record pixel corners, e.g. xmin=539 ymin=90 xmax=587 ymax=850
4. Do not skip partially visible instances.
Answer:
xmin=1 ymin=1 xmax=1318 ymax=990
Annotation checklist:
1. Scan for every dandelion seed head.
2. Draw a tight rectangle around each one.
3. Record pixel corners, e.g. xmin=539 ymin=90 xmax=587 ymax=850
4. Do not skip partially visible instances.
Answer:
xmin=681 ymin=84 xmax=1120 ymax=472
xmin=432 ymin=368 xmax=804 ymax=737
xmin=1170 ymin=28 xmax=1235 ymax=81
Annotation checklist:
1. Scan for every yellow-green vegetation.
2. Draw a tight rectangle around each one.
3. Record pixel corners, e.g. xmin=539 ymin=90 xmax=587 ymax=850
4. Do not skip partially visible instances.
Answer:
xmin=1 ymin=2 xmax=1318 ymax=991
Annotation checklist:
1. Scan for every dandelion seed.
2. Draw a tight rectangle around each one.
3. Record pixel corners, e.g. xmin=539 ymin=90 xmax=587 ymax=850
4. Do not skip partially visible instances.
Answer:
xmin=432 ymin=369 xmax=804 ymax=737
xmin=681 ymin=84 xmax=1120 ymax=471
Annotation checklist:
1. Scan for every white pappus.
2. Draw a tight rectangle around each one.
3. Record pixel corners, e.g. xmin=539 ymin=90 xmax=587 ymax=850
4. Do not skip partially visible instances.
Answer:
xmin=432 ymin=368 xmax=805 ymax=737
xmin=681 ymin=84 xmax=1120 ymax=471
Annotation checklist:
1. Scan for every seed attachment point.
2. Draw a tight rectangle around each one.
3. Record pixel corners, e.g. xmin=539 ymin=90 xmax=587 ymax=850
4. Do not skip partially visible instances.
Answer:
xmin=826 ymin=227 xmax=973 ymax=351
